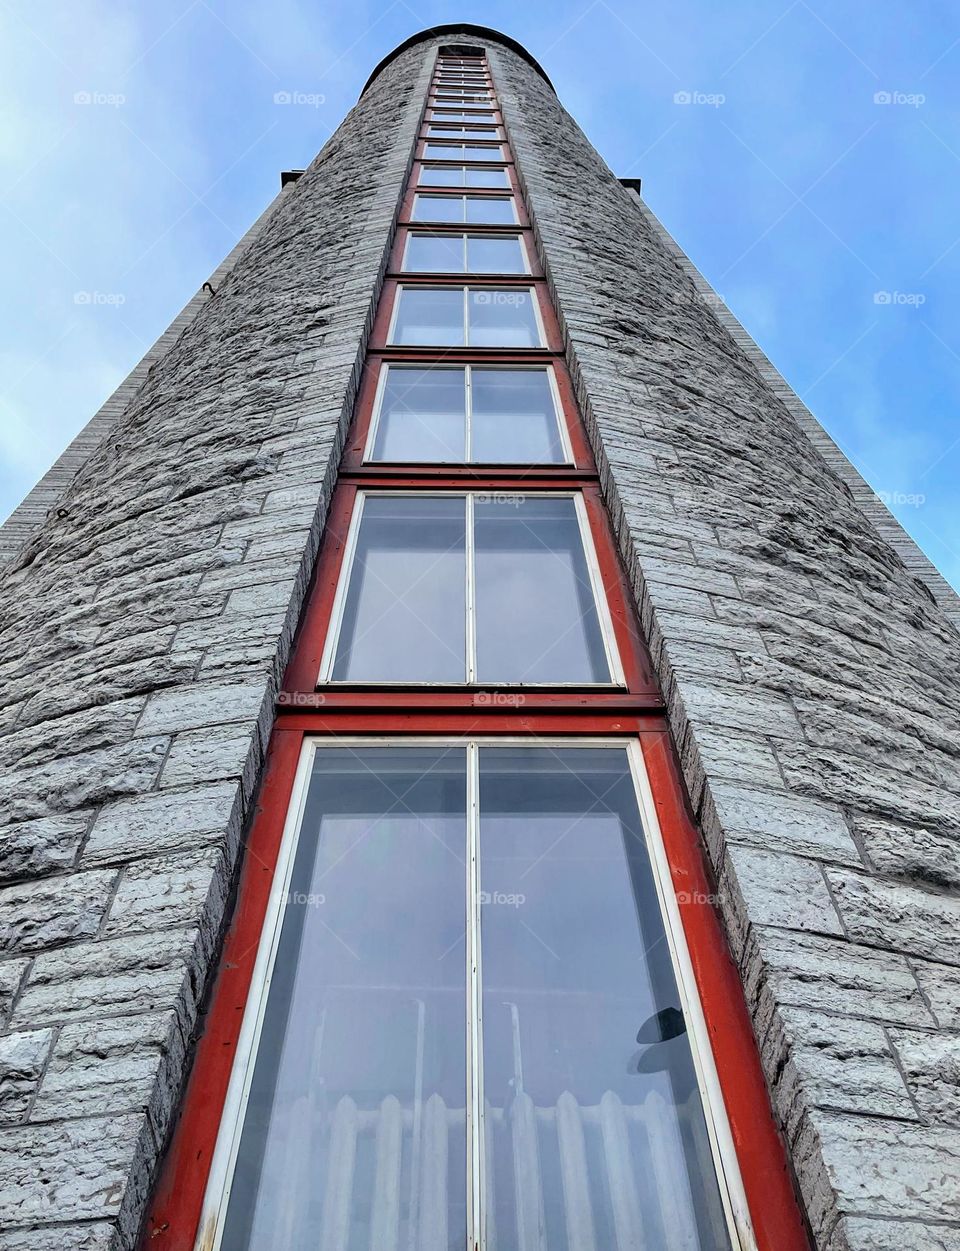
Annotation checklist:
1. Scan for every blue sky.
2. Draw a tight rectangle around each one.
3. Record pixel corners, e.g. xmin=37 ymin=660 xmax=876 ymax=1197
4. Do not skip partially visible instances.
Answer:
xmin=2 ymin=1 xmax=959 ymax=588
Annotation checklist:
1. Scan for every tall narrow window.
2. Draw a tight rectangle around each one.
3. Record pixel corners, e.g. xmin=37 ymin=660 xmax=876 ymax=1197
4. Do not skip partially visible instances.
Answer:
xmin=402 ymin=233 xmax=528 ymax=275
xmin=411 ymin=195 xmax=518 ymax=225
xmin=202 ymin=743 xmax=737 ymax=1251
xmin=418 ymin=166 xmax=510 ymax=188
xmin=215 ymin=747 xmax=469 ymax=1251
xmin=389 ymin=287 xmax=544 ymax=348
xmin=367 ymin=365 xmax=567 ymax=464
xmin=323 ymin=493 xmax=618 ymax=685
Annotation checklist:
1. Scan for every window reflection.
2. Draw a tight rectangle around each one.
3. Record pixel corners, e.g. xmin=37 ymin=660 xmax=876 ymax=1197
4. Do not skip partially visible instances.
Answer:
xmin=478 ymin=747 xmax=733 ymax=1251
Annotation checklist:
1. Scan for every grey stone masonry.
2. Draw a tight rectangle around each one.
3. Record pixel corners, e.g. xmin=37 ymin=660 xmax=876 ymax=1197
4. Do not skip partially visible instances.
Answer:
xmin=487 ymin=38 xmax=960 ymax=1251
xmin=0 ymin=39 xmax=436 ymax=1250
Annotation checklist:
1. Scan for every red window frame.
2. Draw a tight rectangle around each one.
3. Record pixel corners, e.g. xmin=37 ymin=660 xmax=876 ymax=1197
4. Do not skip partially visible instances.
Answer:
xmin=340 ymin=354 xmax=591 ymax=472
xmin=393 ymin=225 xmax=537 ymax=278
xmin=417 ymin=137 xmax=507 ymax=163
xmin=281 ymin=478 xmax=656 ymax=702
xmin=372 ymin=277 xmax=560 ymax=353
xmin=405 ymin=180 xmax=525 ymax=219
xmin=140 ymin=50 xmax=812 ymax=1251
xmin=141 ymin=718 xmax=809 ymax=1251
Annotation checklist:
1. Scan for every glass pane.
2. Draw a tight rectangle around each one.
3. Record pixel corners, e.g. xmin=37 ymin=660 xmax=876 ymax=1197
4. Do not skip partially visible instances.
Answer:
xmin=219 ymin=747 xmax=468 ymax=1251
xmin=464 ymin=167 xmax=510 ymax=189
xmin=433 ymin=111 xmax=494 ymax=122
xmin=427 ymin=126 xmax=498 ymax=139
xmin=462 ymin=145 xmax=500 ymax=160
xmin=392 ymin=287 xmax=464 ymax=346
xmin=332 ymin=496 xmax=466 ymax=681
xmin=465 ymin=236 xmax=526 ymax=275
xmin=467 ymin=288 xmax=541 ymax=348
xmin=473 ymin=496 xmax=611 ymax=682
xmin=404 ymin=234 xmax=466 ymax=273
xmin=477 ymin=747 xmax=733 ymax=1251
xmin=373 ymin=367 xmax=467 ymax=462
xmin=419 ymin=164 xmax=465 ymax=187
xmin=424 ymin=144 xmax=464 ymax=160
xmin=464 ymin=196 xmax=515 ymax=224
xmin=470 ymin=369 xmax=565 ymax=463
xmin=413 ymin=195 xmax=466 ymax=223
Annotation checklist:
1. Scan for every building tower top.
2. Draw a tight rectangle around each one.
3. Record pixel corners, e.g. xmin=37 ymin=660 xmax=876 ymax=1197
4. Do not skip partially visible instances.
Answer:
xmin=360 ymin=23 xmax=555 ymax=95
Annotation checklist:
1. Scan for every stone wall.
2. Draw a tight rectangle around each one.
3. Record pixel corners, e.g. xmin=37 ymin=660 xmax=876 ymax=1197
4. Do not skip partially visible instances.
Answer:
xmin=488 ymin=41 xmax=960 ymax=1251
xmin=0 ymin=40 xmax=434 ymax=1250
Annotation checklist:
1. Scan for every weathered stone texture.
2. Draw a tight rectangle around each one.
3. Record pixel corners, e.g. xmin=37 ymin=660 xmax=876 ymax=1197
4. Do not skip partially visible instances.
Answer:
xmin=489 ymin=37 xmax=960 ymax=1251
xmin=0 ymin=36 xmax=433 ymax=1249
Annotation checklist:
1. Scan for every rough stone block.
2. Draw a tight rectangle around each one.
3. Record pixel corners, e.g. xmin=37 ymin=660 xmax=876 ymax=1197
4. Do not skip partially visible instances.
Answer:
xmin=0 ymin=871 xmax=116 ymax=955
xmin=827 ymin=869 xmax=960 ymax=967
xmin=890 ymin=1028 xmax=960 ymax=1124
xmin=0 ymin=1030 xmax=54 ymax=1125
xmin=11 ymin=929 xmax=203 ymax=1029
xmin=723 ymin=845 xmax=843 ymax=945
xmin=105 ymin=847 xmax=227 ymax=939
xmin=707 ymin=782 xmax=860 ymax=864
xmin=82 ymin=781 xmax=239 ymax=865
xmin=764 ymin=1005 xmax=914 ymax=1141
xmin=32 ymin=1011 xmax=183 ymax=1134
xmin=0 ymin=815 xmax=89 ymax=884
xmin=134 ymin=680 xmax=268 ymax=736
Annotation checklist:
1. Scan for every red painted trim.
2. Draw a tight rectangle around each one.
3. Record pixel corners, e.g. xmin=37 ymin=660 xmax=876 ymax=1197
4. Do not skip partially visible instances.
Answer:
xmin=371 ymin=278 xmax=563 ymax=353
xmin=281 ymin=481 xmax=654 ymax=697
xmin=409 ymin=167 xmax=522 ymax=201
xmin=274 ymin=712 xmax=656 ymax=734
xmin=639 ymin=732 xmax=811 ymax=1251
xmin=140 ymin=728 xmax=305 ymax=1251
xmin=389 ymin=224 xmax=542 ymax=280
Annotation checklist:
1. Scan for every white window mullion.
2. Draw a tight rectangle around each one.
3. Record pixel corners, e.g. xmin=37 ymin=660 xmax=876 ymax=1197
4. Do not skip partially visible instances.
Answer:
xmin=465 ymin=740 xmax=486 ymax=1251
xmin=465 ymin=493 xmax=477 ymax=681
xmin=465 ymin=365 xmax=474 ymax=462
xmin=463 ymin=286 xmax=471 ymax=346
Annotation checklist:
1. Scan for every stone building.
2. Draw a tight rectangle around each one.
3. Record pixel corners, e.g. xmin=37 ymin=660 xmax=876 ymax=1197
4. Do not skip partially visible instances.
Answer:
xmin=1 ymin=22 xmax=959 ymax=1251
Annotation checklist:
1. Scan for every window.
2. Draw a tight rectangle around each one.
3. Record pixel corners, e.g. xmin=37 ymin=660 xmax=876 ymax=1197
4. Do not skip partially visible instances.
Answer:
xmin=411 ymin=194 xmax=517 ymax=224
xmin=322 ymin=493 xmax=619 ymax=684
xmin=426 ymin=125 xmax=500 ymax=139
xmin=201 ymin=740 xmax=737 ymax=1251
xmin=433 ymin=86 xmax=492 ymax=96
xmin=418 ymin=165 xmax=510 ymax=189
xmin=388 ymin=286 xmax=544 ymax=348
xmin=429 ymin=110 xmax=495 ymax=122
xmin=366 ymin=364 xmax=568 ymax=464
xmin=423 ymin=142 xmax=504 ymax=161
xmin=402 ymin=233 xmax=528 ymax=275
